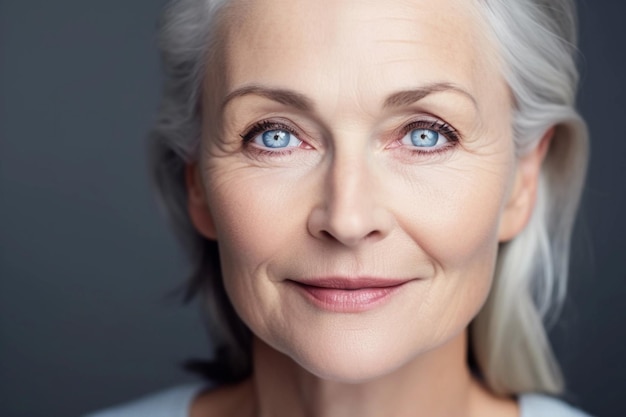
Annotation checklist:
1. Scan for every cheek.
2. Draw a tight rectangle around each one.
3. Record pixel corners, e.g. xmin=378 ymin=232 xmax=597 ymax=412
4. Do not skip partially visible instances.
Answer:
xmin=395 ymin=153 xmax=512 ymax=269
xmin=207 ymin=168 xmax=310 ymax=268
xmin=203 ymin=166 xmax=313 ymax=332
xmin=391 ymin=159 xmax=512 ymax=325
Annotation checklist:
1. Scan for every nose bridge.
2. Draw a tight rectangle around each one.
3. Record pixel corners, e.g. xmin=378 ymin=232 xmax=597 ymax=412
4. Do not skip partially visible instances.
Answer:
xmin=329 ymin=150 xmax=371 ymax=217
xmin=309 ymin=144 xmax=392 ymax=246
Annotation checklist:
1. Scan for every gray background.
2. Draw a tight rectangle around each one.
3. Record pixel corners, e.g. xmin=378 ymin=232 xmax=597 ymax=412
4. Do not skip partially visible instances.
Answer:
xmin=1 ymin=1 xmax=624 ymax=416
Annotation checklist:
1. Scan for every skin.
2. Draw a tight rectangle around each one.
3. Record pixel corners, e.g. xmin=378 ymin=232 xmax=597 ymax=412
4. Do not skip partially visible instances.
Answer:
xmin=186 ymin=0 xmax=553 ymax=415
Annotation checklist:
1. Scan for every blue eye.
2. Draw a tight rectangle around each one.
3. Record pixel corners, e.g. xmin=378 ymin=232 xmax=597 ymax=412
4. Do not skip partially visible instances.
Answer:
xmin=255 ymin=129 xmax=302 ymax=149
xmin=263 ymin=130 xmax=289 ymax=148
xmin=410 ymin=129 xmax=441 ymax=147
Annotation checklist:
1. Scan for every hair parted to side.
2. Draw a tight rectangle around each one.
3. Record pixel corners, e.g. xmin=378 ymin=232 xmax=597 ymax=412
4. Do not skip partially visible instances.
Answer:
xmin=148 ymin=0 xmax=588 ymax=394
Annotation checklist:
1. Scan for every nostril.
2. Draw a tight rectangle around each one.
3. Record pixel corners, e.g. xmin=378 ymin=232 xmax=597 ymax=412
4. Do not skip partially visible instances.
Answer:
xmin=365 ymin=230 xmax=381 ymax=240
xmin=317 ymin=228 xmax=383 ymax=245
xmin=320 ymin=230 xmax=334 ymax=240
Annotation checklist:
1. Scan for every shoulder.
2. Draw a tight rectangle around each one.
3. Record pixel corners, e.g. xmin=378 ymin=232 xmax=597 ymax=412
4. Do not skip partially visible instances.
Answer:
xmin=82 ymin=384 xmax=208 ymax=417
xmin=519 ymin=393 xmax=593 ymax=417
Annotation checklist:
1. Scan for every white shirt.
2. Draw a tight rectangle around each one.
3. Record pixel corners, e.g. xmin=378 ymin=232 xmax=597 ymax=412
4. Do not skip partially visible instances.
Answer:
xmin=84 ymin=383 xmax=593 ymax=417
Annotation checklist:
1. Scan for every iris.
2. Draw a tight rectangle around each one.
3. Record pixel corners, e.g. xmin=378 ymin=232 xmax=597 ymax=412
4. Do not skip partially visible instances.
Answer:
xmin=262 ymin=130 xmax=291 ymax=148
xmin=411 ymin=129 xmax=439 ymax=147
xmin=410 ymin=129 xmax=439 ymax=147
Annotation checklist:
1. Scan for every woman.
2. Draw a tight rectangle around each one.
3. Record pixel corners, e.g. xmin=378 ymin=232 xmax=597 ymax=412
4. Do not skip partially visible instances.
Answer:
xmin=88 ymin=0 xmax=592 ymax=415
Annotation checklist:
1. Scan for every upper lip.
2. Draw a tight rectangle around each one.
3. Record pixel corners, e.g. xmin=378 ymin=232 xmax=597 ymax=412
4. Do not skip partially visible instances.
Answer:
xmin=289 ymin=277 xmax=413 ymax=290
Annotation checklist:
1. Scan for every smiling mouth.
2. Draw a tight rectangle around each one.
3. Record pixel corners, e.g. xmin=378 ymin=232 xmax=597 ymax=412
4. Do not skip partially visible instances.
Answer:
xmin=287 ymin=278 xmax=413 ymax=313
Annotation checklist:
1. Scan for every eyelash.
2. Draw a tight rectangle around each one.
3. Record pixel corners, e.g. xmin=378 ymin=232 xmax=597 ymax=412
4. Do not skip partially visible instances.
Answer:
xmin=240 ymin=120 xmax=301 ymax=156
xmin=239 ymin=118 xmax=461 ymax=157
xmin=240 ymin=120 xmax=298 ymax=143
xmin=398 ymin=119 xmax=461 ymax=156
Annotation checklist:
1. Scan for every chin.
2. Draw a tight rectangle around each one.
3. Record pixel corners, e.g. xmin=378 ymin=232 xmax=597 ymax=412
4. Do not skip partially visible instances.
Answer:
xmin=301 ymin=362 xmax=407 ymax=384
xmin=293 ymin=350 xmax=415 ymax=384
xmin=282 ymin=330 xmax=426 ymax=384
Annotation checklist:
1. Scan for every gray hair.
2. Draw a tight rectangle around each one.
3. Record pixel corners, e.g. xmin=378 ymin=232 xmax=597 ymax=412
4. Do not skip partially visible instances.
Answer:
xmin=148 ymin=0 xmax=589 ymax=393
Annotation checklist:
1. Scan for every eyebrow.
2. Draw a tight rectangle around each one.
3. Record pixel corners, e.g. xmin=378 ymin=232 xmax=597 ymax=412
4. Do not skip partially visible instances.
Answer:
xmin=222 ymin=82 xmax=477 ymax=112
xmin=222 ymin=85 xmax=314 ymax=111
xmin=383 ymin=83 xmax=478 ymax=110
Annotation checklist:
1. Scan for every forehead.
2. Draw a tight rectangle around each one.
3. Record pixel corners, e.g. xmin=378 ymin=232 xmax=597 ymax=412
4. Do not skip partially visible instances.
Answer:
xmin=219 ymin=0 xmax=506 ymax=116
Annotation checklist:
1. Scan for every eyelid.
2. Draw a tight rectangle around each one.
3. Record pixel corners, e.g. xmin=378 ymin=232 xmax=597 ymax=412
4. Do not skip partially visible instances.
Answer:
xmin=240 ymin=119 xmax=302 ymax=144
xmin=240 ymin=117 xmax=460 ymax=151
xmin=398 ymin=118 xmax=461 ymax=143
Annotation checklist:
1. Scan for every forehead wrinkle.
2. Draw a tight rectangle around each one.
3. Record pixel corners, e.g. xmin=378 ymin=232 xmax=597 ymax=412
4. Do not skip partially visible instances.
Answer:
xmin=370 ymin=38 xmax=430 ymax=48
xmin=221 ymin=0 xmax=506 ymax=138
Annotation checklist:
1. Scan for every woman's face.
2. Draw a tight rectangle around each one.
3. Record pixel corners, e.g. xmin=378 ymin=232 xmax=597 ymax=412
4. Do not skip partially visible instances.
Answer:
xmin=191 ymin=0 xmax=528 ymax=382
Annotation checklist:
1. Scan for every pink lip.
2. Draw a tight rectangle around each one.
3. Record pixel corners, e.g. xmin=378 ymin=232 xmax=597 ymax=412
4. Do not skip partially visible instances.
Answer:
xmin=288 ymin=278 xmax=412 ymax=313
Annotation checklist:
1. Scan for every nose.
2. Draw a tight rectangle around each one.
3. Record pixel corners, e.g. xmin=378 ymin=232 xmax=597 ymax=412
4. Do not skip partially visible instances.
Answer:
xmin=307 ymin=153 xmax=394 ymax=247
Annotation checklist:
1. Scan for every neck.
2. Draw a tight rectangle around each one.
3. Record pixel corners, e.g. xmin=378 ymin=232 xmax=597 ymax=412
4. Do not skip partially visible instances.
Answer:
xmin=244 ymin=331 xmax=503 ymax=417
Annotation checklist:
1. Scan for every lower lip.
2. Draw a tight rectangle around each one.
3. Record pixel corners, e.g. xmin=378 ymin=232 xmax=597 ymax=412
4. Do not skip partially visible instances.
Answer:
xmin=290 ymin=282 xmax=408 ymax=313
